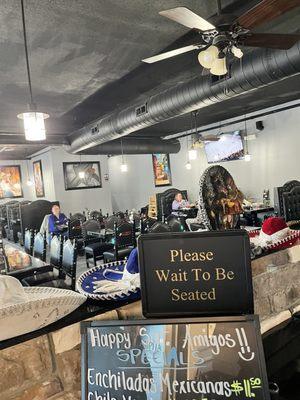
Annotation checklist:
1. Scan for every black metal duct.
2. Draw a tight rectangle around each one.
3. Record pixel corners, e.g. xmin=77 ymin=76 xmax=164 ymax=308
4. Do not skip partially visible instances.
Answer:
xmin=65 ymin=137 xmax=180 ymax=155
xmin=69 ymin=42 xmax=300 ymax=153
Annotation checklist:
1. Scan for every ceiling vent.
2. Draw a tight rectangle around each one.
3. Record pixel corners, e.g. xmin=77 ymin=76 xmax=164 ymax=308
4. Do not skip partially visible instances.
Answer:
xmin=91 ymin=125 xmax=99 ymax=135
xmin=135 ymin=103 xmax=148 ymax=117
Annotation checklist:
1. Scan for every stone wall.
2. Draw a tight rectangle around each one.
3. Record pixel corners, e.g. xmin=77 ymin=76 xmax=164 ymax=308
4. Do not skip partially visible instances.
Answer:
xmin=1 ymin=246 xmax=299 ymax=399
xmin=0 ymin=304 xmax=142 ymax=400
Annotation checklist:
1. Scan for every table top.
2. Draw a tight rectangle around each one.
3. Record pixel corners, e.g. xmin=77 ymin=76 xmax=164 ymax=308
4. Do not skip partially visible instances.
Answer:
xmin=243 ymin=206 xmax=274 ymax=213
xmin=86 ymin=229 xmax=114 ymax=239
xmin=3 ymin=243 xmax=49 ymax=275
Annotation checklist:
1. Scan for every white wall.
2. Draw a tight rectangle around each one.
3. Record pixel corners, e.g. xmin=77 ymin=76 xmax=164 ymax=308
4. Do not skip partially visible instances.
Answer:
xmin=108 ymin=103 xmax=300 ymax=211
xmin=50 ymin=148 xmax=112 ymax=215
xmin=0 ymin=148 xmax=112 ymax=215
xmin=108 ymin=147 xmax=202 ymax=211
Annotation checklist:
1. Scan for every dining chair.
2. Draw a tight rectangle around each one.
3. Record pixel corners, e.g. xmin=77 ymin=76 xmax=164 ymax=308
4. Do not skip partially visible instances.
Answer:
xmin=33 ymin=232 xmax=47 ymax=262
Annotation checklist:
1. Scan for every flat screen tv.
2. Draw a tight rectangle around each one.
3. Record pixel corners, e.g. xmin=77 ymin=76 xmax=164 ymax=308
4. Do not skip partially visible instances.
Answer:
xmin=204 ymin=130 xmax=244 ymax=163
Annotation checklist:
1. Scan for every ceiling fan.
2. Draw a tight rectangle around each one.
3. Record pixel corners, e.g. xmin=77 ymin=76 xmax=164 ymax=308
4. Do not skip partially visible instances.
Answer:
xmin=142 ymin=0 xmax=300 ymax=76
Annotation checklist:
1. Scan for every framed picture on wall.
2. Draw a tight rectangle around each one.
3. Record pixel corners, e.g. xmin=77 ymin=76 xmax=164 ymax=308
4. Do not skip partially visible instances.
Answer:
xmin=152 ymin=153 xmax=172 ymax=187
xmin=0 ymin=165 xmax=23 ymax=199
xmin=33 ymin=160 xmax=45 ymax=197
xmin=63 ymin=161 xmax=102 ymax=191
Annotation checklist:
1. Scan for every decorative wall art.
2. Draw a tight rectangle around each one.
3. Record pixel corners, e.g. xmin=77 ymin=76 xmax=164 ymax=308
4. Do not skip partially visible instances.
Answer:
xmin=63 ymin=162 xmax=102 ymax=191
xmin=33 ymin=160 xmax=45 ymax=197
xmin=0 ymin=165 xmax=23 ymax=199
xmin=152 ymin=153 xmax=172 ymax=187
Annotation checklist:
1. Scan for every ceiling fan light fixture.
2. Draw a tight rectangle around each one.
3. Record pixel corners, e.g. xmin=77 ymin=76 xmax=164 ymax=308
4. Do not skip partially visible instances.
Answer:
xmin=193 ymin=140 xmax=204 ymax=149
xmin=198 ymin=45 xmax=219 ymax=69
xmin=17 ymin=110 xmax=49 ymax=141
xmin=231 ymin=45 xmax=243 ymax=59
xmin=210 ymin=55 xmax=227 ymax=76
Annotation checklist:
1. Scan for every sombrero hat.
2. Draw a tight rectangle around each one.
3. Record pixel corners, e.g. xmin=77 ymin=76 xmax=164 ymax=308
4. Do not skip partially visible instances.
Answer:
xmin=76 ymin=249 xmax=140 ymax=301
xmin=249 ymin=217 xmax=300 ymax=252
xmin=0 ymin=275 xmax=86 ymax=342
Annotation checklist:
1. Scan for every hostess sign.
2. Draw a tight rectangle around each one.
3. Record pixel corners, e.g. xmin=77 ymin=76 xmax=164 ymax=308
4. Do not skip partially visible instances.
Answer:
xmin=138 ymin=230 xmax=253 ymax=317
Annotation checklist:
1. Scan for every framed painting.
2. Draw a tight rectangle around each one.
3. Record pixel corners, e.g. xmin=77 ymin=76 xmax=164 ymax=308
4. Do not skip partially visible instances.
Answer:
xmin=0 ymin=165 xmax=23 ymax=199
xmin=63 ymin=161 xmax=102 ymax=191
xmin=33 ymin=160 xmax=45 ymax=197
xmin=152 ymin=153 xmax=172 ymax=187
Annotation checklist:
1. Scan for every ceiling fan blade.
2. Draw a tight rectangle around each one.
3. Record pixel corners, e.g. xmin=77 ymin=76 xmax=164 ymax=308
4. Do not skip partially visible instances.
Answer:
xmin=159 ymin=7 xmax=215 ymax=31
xmin=142 ymin=44 xmax=202 ymax=64
xmin=240 ymin=33 xmax=300 ymax=49
xmin=237 ymin=0 xmax=300 ymax=29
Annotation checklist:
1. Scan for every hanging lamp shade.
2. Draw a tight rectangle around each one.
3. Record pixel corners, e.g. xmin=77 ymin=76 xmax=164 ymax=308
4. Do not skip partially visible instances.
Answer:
xmin=185 ymin=161 xmax=192 ymax=170
xmin=120 ymin=163 xmax=128 ymax=173
xmin=18 ymin=0 xmax=49 ymax=141
xmin=210 ymin=56 xmax=227 ymax=76
xmin=17 ymin=110 xmax=49 ymax=141
xmin=188 ymin=148 xmax=197 ymax=160
xmin=198 ymin=45 xmax=219 ymax=69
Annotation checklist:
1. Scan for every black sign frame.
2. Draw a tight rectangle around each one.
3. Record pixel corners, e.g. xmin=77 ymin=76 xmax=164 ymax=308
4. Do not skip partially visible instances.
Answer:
xmin=138 ymin=230 xmax=253 ymax=318
xmin=81 ymin=315 xmax=270 ymax=400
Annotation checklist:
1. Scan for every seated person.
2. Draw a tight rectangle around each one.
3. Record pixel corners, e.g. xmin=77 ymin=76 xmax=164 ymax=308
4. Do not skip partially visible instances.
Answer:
xmin=49 ymin=205 xmax=68 ymax=238
xmin=172 ymin=193 xmax=191 ymax=215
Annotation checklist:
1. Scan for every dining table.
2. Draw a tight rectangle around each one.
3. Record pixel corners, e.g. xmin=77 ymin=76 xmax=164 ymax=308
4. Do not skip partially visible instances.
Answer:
xmin=86 ymin=228 xmax=114 ymax=240
xmin=1 ymin=243 xmax=53 ymax=280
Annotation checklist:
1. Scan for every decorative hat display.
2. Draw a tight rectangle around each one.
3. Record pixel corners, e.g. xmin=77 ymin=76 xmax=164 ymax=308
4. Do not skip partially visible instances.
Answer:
xmin=77 ymin=249 xmax=140 ymax=301
xmin=198 ymin=165 xmax=244 ymax=230
xmin=249 ymin=216 xmax=300 ymax=252
xmin=0 ymin=275 xmax=86 ymax=341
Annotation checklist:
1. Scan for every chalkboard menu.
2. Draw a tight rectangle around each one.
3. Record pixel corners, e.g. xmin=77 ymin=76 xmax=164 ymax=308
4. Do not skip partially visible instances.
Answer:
xmin=81 ymin=316 xmax=270 ymax=400
xmin=138 ymin=230 xmax=253 ymax=318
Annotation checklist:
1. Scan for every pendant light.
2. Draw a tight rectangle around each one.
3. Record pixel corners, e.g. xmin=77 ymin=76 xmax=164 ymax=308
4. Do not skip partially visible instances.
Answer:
xmin=26 ymin=159 xmax=33 ymax=186
xmin=185 ymin=136 xmax=192 ymax=170
xmin=244 ymin=113 xmax=251 ymax=162
xmin=188 ymin=148 xmax=197 ymax=160
xmin=17 ymin=0 xmax=49 ymax=141
xmin=120 ymin=138 xmax=128 ymax=172
xmin=188 ymin=112 xmax=198 ymax=161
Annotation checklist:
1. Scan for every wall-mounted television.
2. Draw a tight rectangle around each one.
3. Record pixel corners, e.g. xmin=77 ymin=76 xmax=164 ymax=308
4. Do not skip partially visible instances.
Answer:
xmin=204 ymin=130 xmax=244 ymax=164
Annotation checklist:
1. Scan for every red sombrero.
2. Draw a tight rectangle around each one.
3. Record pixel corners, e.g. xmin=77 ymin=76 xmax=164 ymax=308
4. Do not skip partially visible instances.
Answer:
xmin=249 ymin=217 xmax=300 ymax=251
